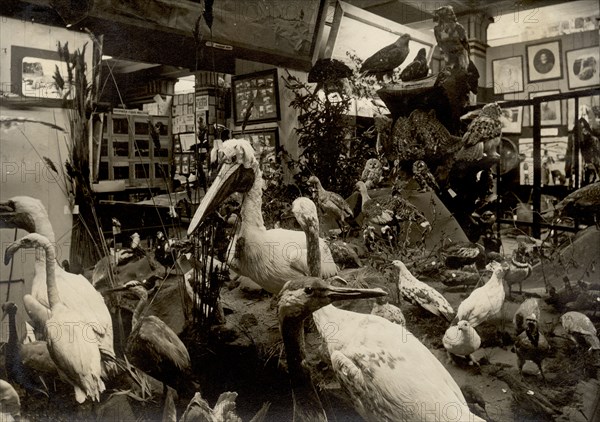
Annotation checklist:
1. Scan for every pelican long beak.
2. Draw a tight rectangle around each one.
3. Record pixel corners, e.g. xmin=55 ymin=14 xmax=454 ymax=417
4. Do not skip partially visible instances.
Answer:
xmin=4 ymin=242 xmax=21 ymax=266
xmin=105 ymin=280 xmax=142 ymax=293
xmin=0 ymin=200 xmax=19 ymax=230
xmin=188 ymin=161 xmax=255 ymax=235
xmin=325 ymin=285 xmax=387 ymax=302
xmin=1 ymin=307 xmax=7 ymax=322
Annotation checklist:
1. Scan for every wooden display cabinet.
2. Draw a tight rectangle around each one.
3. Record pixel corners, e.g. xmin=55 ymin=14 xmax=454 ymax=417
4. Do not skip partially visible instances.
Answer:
xmin=95 ymin=111 xmax=172 ymax=192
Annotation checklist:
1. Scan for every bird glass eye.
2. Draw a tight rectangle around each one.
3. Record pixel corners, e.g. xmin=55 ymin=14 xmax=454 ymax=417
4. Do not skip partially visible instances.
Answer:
xmin=304 ymin=287 xmax=314 ymax=295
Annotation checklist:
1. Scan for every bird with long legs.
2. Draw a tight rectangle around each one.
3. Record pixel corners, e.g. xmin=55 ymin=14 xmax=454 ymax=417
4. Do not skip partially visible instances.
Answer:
xmin=106 ymin=280 xmax=192 ymax=399
xmin=289 ymin=197 xmax=482 ymax=421
xmin=187 ymin=139 xmax=337 ymax=294
xmin=4 ymin=233 xmax=105 ymax=403
xmin=0 ymin=197 xmax=116 ymax=376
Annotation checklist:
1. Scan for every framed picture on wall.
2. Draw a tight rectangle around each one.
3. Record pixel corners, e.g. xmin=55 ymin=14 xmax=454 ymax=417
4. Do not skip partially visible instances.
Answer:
xmin=500 ymin=106 xmax=523 ymax=133
xmin=529 ymin=90 xmax=561 ymax=126
xmin=232 ymin=128 xmax=279 ymax=171
xmin=232 ymin=69 xmax=280 ymax=125
xmin=567 ymin=94 xmax=600 ymax=128
xmin=492 ymin=56 xmax=524 ymax=94
xmin=566 ymin=46 xmax=600 ymax=89
xmin=526 ymin=40 xmax=563 ymax=82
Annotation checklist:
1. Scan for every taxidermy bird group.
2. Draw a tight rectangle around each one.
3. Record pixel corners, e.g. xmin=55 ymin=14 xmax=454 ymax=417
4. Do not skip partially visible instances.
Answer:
xmin=3 ymin=3 xmax=600 ymax=421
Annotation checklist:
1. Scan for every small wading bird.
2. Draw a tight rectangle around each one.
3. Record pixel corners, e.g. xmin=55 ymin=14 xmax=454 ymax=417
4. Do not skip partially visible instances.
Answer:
xmin=0 ymin=197 xmax=116 ymax=376
xmin=2 ymin=302 xmax=57 ymax=397
xmin=290 ymin=197 xmax=481 ymax=421
xmin=360 ymin=33 xmax=411 ymax=83
xmin=5 ymin=234 xmax=105 ymax=403
xmin=107 ymin=280 xmax=192 ymax=398
xmin=307 ymin=175 xmax=354 ymax=236
xmin=187 ymin=139 xmax=338 ymax=294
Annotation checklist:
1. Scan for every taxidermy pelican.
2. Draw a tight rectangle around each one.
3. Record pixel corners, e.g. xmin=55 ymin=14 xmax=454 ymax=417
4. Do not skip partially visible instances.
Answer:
xmin=4 ymin=234 xmax=105 ymax=403
xmin=188 ymin=139 xmax=338 ymax=294
xmin=0 ymin=379 xmax=21 ymax=422
xmin=281 ymin=197 xmax=387 ymax=421
xmin=0 ymin=196 xmax=115 ymax=375
xmin=290 ymin=197 xmax=481 ymax=421
xmin=107 ymin=280 xmax=192 ymax=396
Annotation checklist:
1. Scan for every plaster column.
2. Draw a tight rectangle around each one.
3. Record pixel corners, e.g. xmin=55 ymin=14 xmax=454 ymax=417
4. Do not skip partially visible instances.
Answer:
xmin=458 ymin=11 xmax=493 ymax=99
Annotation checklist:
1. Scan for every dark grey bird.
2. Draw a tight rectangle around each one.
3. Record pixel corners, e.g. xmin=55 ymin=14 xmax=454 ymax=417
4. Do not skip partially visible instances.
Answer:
xmin=308 ymin=58 xmax=352 ymax=96
xmin=412 ymin=160 xmax=439 ymax=192
xmin=107 ymin=280 xmax=192 ymax=398
xmin=360 ymin=34 xmax=411 ymax=83
xmin=400 ymin=48 xmax=429 ymax=81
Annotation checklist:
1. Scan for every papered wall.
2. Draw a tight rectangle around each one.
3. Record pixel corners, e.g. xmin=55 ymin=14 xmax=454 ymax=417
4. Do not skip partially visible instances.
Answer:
xmin=485 ymin=29 xmax=599 ymax=127
xmin=0 ymin=18 xmax=92 ymax=341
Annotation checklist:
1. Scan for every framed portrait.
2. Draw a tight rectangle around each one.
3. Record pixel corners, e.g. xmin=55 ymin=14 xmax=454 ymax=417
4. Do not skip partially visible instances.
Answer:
xmin=566 ymin=46 xmax=600 ymax=89
xmin=492 ymin=56 xmax=524 ymax=94
xmin=500 ymin=106 xmax=523 ymax=133
xmin=526 ymin=40 xmax=563 ymax=82
xmin=529 ymin=90 xmax=561 ymax=126
xmin=232 ymin=69 xmax=280 ymax=125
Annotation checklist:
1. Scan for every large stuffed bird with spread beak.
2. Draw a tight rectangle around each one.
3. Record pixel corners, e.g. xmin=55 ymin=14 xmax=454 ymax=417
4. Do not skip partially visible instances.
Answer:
xmin=187 ymin=139 xmax=338 ymax=294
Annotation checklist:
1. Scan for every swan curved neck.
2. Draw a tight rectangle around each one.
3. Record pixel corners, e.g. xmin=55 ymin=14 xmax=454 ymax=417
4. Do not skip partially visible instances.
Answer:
xmin=240 ymin=167 xmax=265 ymax=229
xmin=132 ymin=289 xmax=149 ymax=328
xmin=305 ymin=226 xmax=321 ymax=278
xmin=41 ymin=242 xmax=59 ymax=308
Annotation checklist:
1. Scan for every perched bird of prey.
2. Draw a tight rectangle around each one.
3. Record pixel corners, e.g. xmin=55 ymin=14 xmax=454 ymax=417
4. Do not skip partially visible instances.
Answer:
xmin=433 ymin=5 xmax=469 ymax=71
xmin=361 ymin=158 xmax=384 ymax=189
xmin=412 ymin=160 xmax=439 ymax=192
xmin=360 ymin=33 xmax=411 ymax=83
xmin=308 ymin=58 xmax=353 ymax=96
xmin=409 ymin=109 xmax=463 ymax=158
xmin=400 ymin=48 xmax=429 ymax=81
xmin=551 ymin=181 xmax=600 ymax=225
xmin=456 ymin=102 xmax=503 ymax=162
xmin=374 ymin=114 xmax=394 ymax=158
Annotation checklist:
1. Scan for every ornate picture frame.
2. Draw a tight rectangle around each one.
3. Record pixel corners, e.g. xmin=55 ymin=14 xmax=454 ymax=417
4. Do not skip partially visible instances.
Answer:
xmin=566 ymin=46 xmax=600 ymax=89
xmin=232 ymin=69 xmax=281 ymax=125
xmin=492 ymin=56 xmax=524 ymax=94
xmin=526 ymin=40 xmax=563 ymax=82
